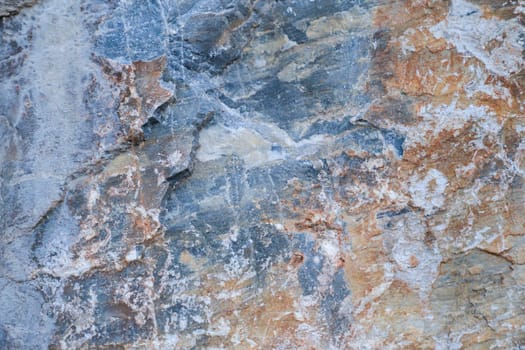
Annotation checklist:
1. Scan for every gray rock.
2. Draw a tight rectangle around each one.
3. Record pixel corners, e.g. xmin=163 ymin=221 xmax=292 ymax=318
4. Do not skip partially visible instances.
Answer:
xmin=1 ymin=0 xmax=525 ymax=348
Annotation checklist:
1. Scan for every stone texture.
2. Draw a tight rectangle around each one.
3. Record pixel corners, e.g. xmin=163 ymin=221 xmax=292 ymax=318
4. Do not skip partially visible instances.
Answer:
xmin=1 ymin=0 xmax=524 ymax=349
xmin=0 ymin=0 xmax=36 ymax=18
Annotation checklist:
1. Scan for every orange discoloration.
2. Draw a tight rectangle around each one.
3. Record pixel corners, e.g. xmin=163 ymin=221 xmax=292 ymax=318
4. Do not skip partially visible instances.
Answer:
xmin=350 ymin=0 xmax=525 ymax=346
xmin=409 ymin=255 xmax=420 ymax=268
xmin=387 ymin=49 xmax=478 ymax=97
xmin=373 ymin=0 xmax=448 ymax=31
xmin=99 ymin=56 xmax=172 ymax=144
xmin=289 ymin=252 xmax=305 ymax=267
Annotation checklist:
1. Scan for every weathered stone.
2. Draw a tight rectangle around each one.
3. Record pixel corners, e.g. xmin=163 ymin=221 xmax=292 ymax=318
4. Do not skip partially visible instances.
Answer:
xmin=0 ymin=0 xmax=36 ymax=18
xmin=1 ymin=0 xmax=525 ymax=348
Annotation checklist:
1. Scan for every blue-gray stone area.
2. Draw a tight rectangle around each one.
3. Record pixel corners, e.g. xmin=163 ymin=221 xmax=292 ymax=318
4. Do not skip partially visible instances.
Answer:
xmin=93 ymin=0 xmax=166 ymax=62
xmin=87 ymin=0 xmax=402 ymax=145
xmin=219 ymin=35 xmax=371 ymax=129
xmin=160 ymin=154 xmax=355 ymax=338
xmin=430 ymin=249 xmax=525 ymax=346
xmin=0 ymin=278 xmax=55 ymax=350
xmin=0 ymin=15 xmax=31 ymax=231
xmin=82 ymin=0 xmax=397 ymax=344
xmin=162 ymin=157 xmax=316 ymax=268
xmin=0 ymin=0 xmax=404 ymax=348
xmin=0 ymin=17 xmax=27 ymax=79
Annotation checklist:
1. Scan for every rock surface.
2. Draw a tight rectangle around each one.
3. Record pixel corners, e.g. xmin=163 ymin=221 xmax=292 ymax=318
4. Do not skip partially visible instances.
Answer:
xmin=1 ymin=0 xmax=524 ymax=348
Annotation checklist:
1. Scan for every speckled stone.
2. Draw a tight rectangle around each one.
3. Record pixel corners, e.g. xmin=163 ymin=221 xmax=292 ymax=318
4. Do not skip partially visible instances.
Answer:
xmin=1 ymin=0 xmax=524 ymax=349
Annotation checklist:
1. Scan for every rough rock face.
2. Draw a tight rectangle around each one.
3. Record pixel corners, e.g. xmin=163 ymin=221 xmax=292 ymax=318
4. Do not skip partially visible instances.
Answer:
xmin=1 ymin=0 xmax=524 ymax=348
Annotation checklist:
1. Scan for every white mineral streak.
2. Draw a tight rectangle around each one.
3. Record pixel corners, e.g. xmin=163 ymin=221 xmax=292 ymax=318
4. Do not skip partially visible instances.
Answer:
xmin=464 ymin=64 xmax=513 ymax=106
xmin=409 ymin=168 xmax=448 ymax=215
xmin=197 ymin=119 xmax=348 ymax=169
xmin=400 ymin=101 xmax=500 ymax=150
xmin=2 ymin=0 xmax=95 ymax=234
xmin=125 ymin=247 xmax=139 ymax=262
xmin=431 ymin=0 xmax=525 ymax=78
xmin=516 ymin=1 xmax=525 ymax=15
xmin=197 ymin=124 xmax=286 ymax=167
xmin=389 ymin=212 xmax=442 ymax=298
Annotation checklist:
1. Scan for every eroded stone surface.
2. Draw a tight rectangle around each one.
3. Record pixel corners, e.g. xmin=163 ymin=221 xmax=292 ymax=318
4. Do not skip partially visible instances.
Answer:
xmin=1 ymin=0 xmax=524 ymax=349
